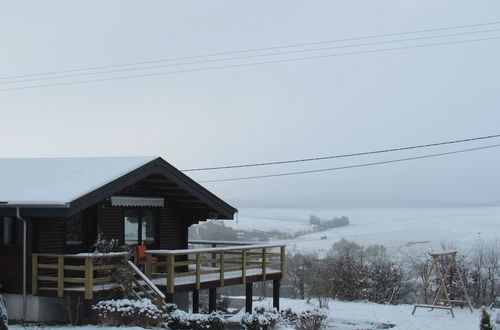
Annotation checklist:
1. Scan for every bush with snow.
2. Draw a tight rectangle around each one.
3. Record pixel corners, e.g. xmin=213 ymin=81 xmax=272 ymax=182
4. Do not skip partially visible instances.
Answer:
xmin=241 ymin=306 xmax=280 ymax=330
xmin=92 ymin=298 xmax=162 ymax=327
xmin=280 ymin=308 xmax=327 ymax=330
xmin=165 ymin=309 xmax=226 ymax=330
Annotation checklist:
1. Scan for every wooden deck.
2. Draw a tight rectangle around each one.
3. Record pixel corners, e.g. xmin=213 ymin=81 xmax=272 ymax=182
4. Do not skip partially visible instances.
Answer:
xmin=32 ymin=242 xmax=286 ymax=300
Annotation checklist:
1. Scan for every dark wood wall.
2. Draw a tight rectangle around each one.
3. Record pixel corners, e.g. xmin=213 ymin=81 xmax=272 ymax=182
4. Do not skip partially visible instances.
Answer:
xmin=0 ymin=176 xmax=207 ymax=295
xmin=97 ymin=200 xmax=125 ymax=245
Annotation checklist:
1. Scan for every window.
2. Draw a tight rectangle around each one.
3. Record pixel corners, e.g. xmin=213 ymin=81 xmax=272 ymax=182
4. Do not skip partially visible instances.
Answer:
xmin=124 ymin=209 xmax=157 ymax=246
xmin=0 ymin=217 xmax=18 ymax=246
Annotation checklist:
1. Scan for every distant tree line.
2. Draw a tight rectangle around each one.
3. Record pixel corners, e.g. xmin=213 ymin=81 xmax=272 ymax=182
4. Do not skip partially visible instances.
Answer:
xmin=189 ymin=215 xmax=350 ymax=243
xmin=309 ymin=215 xmax=349 ymax=229
xmin=284 ymin=238 xmax=500 ymax=308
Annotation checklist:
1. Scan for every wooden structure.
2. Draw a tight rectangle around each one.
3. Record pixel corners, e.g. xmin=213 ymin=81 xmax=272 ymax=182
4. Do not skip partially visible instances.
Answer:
xmin=146 ymin=243 xmax=286 ymax=312
xmin=30 ymin=242 xmax=286 ymax=313
xmin=412 ymin=250 xmax=473 ymax=317
xmin=0 ymin=157 xmax=284 ymax=320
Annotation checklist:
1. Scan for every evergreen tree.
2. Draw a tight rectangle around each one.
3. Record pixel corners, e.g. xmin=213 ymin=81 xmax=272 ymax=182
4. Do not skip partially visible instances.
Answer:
xmin=480 ymin=308 xmax=493 ymax=330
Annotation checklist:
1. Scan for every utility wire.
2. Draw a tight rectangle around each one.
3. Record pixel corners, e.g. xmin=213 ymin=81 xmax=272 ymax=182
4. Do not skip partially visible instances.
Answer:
xmin=198 ymin=143 xmax=500 ymax=183
xmin=1 ymin=35 xmax=499 ymax=92
xmin=1 ymin=20 xmax=500 ymax=81
xmin=183 ymin=134 xmax=500 ymax=171
xmin=3 ymin=28 xmax=500 ymax=85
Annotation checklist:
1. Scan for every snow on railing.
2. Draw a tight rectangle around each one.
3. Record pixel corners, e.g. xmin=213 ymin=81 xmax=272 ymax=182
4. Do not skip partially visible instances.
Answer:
xmin=31 ymin=252 xmax=128 ymax=299
xmin=145 ymin=243 xmax=286 ymax=294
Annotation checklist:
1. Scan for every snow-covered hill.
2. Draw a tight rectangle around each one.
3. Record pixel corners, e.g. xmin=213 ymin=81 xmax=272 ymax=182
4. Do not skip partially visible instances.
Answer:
xmin=230 ymin=207 xmax=500 ymax=256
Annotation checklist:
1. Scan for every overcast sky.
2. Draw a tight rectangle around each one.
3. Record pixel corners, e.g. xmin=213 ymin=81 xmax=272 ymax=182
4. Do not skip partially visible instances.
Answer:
xmin=1 ymin=1 xmax=500 ymax=207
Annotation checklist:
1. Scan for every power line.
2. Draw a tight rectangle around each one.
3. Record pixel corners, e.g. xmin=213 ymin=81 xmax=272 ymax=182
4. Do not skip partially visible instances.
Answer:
xmin=3 ymin=27 xmax=500 ymax=85
xmin=2 ymin=35 xmax=499 ymax=92
xmin=2 ymin=20 xmax=500 ymax=82
xmin=198 ymin=143 xmax=500 ymax=183
xmin=183 ymin=134 xmax=500 ymax=171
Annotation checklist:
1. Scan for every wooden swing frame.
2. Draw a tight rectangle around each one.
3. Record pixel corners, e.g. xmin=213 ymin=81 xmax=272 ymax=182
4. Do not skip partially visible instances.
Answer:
xmin=412 ymin=250 xmax=473 ymax=318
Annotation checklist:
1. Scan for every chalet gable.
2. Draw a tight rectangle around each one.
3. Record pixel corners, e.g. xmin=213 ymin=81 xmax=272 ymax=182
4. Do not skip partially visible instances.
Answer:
xmin=0 ymin=157 xmax=236 ymax=219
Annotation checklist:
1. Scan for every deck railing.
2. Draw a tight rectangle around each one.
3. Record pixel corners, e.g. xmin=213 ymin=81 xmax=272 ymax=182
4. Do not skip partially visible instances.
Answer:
xmin=31 ymin=252 xmax=128 ymax=299
xmin=145 ymin=243 xmax=286 ymax=294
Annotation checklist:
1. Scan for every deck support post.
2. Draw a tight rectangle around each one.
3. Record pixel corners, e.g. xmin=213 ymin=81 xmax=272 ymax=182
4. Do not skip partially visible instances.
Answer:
xmin=192 ymin=290 xmax=199 ymax=313
xmin=246 ymin=282 xmax=253 ymax=313
xmin=208 ymin=288 xmax=217 ymax=312
xmin=165 ymin=293 xmax=174 ymax=304
xmin=273 ymin=279 xmax=280 ymax=311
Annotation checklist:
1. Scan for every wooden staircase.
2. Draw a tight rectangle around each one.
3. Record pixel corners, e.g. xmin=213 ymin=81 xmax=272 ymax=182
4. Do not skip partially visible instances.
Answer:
xmin=126 ymin=260 xmax=166 ymax=308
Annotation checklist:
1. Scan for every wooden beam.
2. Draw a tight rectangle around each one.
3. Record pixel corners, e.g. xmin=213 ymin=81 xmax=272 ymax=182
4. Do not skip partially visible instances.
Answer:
xmin=192 ymin=290 xmax=199 ymax=313
xmin=273 ymin=279 xmax=280 ymax=310
xmin=209 ymin=288 xmax=217 ymax=312
xmin=246 ymin=282 xmax=253 ymax=313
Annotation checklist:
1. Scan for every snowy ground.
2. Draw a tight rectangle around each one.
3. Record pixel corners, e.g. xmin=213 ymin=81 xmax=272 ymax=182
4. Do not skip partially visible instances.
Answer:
xmin=9 ymin=298 xmax=489 ymax=330
xmin=231 ymin=298 xmax=486 ymax=330
xmin=9 ymin=298 xmax=495 ymax=330
xmin=232 ymin=207 xmax=500 ymax=256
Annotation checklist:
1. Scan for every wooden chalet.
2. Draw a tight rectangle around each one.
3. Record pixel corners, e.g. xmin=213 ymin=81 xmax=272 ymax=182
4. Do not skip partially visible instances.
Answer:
xmin=0 ymin=157 xmax=285 ymax=322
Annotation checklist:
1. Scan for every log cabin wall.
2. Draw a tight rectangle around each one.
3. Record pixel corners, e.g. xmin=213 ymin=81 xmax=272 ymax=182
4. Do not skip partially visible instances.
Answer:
xmin=0 ymin=216 xmax=23 ymax=294
xmin=97 ymin=200 xmax=124 ymax=245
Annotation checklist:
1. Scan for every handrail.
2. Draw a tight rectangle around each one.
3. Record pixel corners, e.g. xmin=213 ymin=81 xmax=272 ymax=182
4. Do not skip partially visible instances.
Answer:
xmin=126 ymin=261 xmax=165 ymax=300
xmin=147 ymin=243 xmax=285 ymax=256
xmin=189 ymin=240 xmax=259 ymax=246
xmin=146 ymin=244 xmax=286 ymax=294
xmin=32 ymin=252 xmax=128 ymax=300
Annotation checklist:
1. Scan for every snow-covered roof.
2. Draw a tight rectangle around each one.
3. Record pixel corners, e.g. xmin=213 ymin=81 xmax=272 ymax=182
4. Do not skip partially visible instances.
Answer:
xmin=0 ymin=156 xmax=156 ymax=206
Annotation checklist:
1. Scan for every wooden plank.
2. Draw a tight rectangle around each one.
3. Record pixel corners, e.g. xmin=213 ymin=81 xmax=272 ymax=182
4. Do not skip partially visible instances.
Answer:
xmin=145 ymin=253 xmax=152 ymax=278
xmin=242 ymin=250 xmax=247 ymax=284
xmin=262 ymin=248 xmax=267 ymax=281
xmin=414 ymin=304 xmax=453 ymax=310
xmin=220 ymin=251 xmax=225 ymax=287
xmin=63 ymin=278 xmax=86 ymax=284
xmin=166 ymin=254 xmax=175 ymax=294
xmin=93 ymin=264 xmax=120 ymax=271
xmin=93 ymin=277 xmax=114 ymax=284
xmin=63 ymin=265 xmax=85 ymax=271
xmin=38 ymin=264 xmax=58 ymax=269
xmin=37 ymin=276 xmax=59 ymax=281
xmin=57 ymin=256 xmax=64 ymax=297
xmin=280 ymin=246 xmax=286 ymax=275
xmin=196 ymin=253 xmax=201 ymax=290
xmin=84 ymin=257 xmax=94 ymax=300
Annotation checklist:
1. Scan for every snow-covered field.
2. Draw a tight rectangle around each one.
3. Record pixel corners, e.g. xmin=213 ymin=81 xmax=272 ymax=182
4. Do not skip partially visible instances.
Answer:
xmin=232 ymin=207 xmax=500 ymax=256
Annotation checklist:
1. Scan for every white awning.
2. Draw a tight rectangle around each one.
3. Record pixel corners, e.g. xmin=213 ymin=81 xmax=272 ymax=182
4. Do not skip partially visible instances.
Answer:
xmin=110 ymin=196 xmax=164 ymax=207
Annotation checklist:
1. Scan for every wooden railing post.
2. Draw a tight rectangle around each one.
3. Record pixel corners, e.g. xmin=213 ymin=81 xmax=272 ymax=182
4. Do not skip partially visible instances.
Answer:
xmin=57 ymin=256 xmax=64 ymax=297
xmin=195 ymin=253 xmax=201 ymax=290
xmin=166 ymin=254 xmax=175 ymax=294
xmin=31 ymin=254 xmax=38 ymax=296
xmin=84 ymin=257 xmax=94 ymax=300
xmin=220 ymin=251 xmax=225 ymax=286
xmin=145 ymin=253 xmax=152 ymax=278
xmin=262 ymin=247 xmax=267 ymax=281
xmin=280 ymin=246 xmax=286 ymax=276
xmin=242 ymin=249 xmax=247 ymax=284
